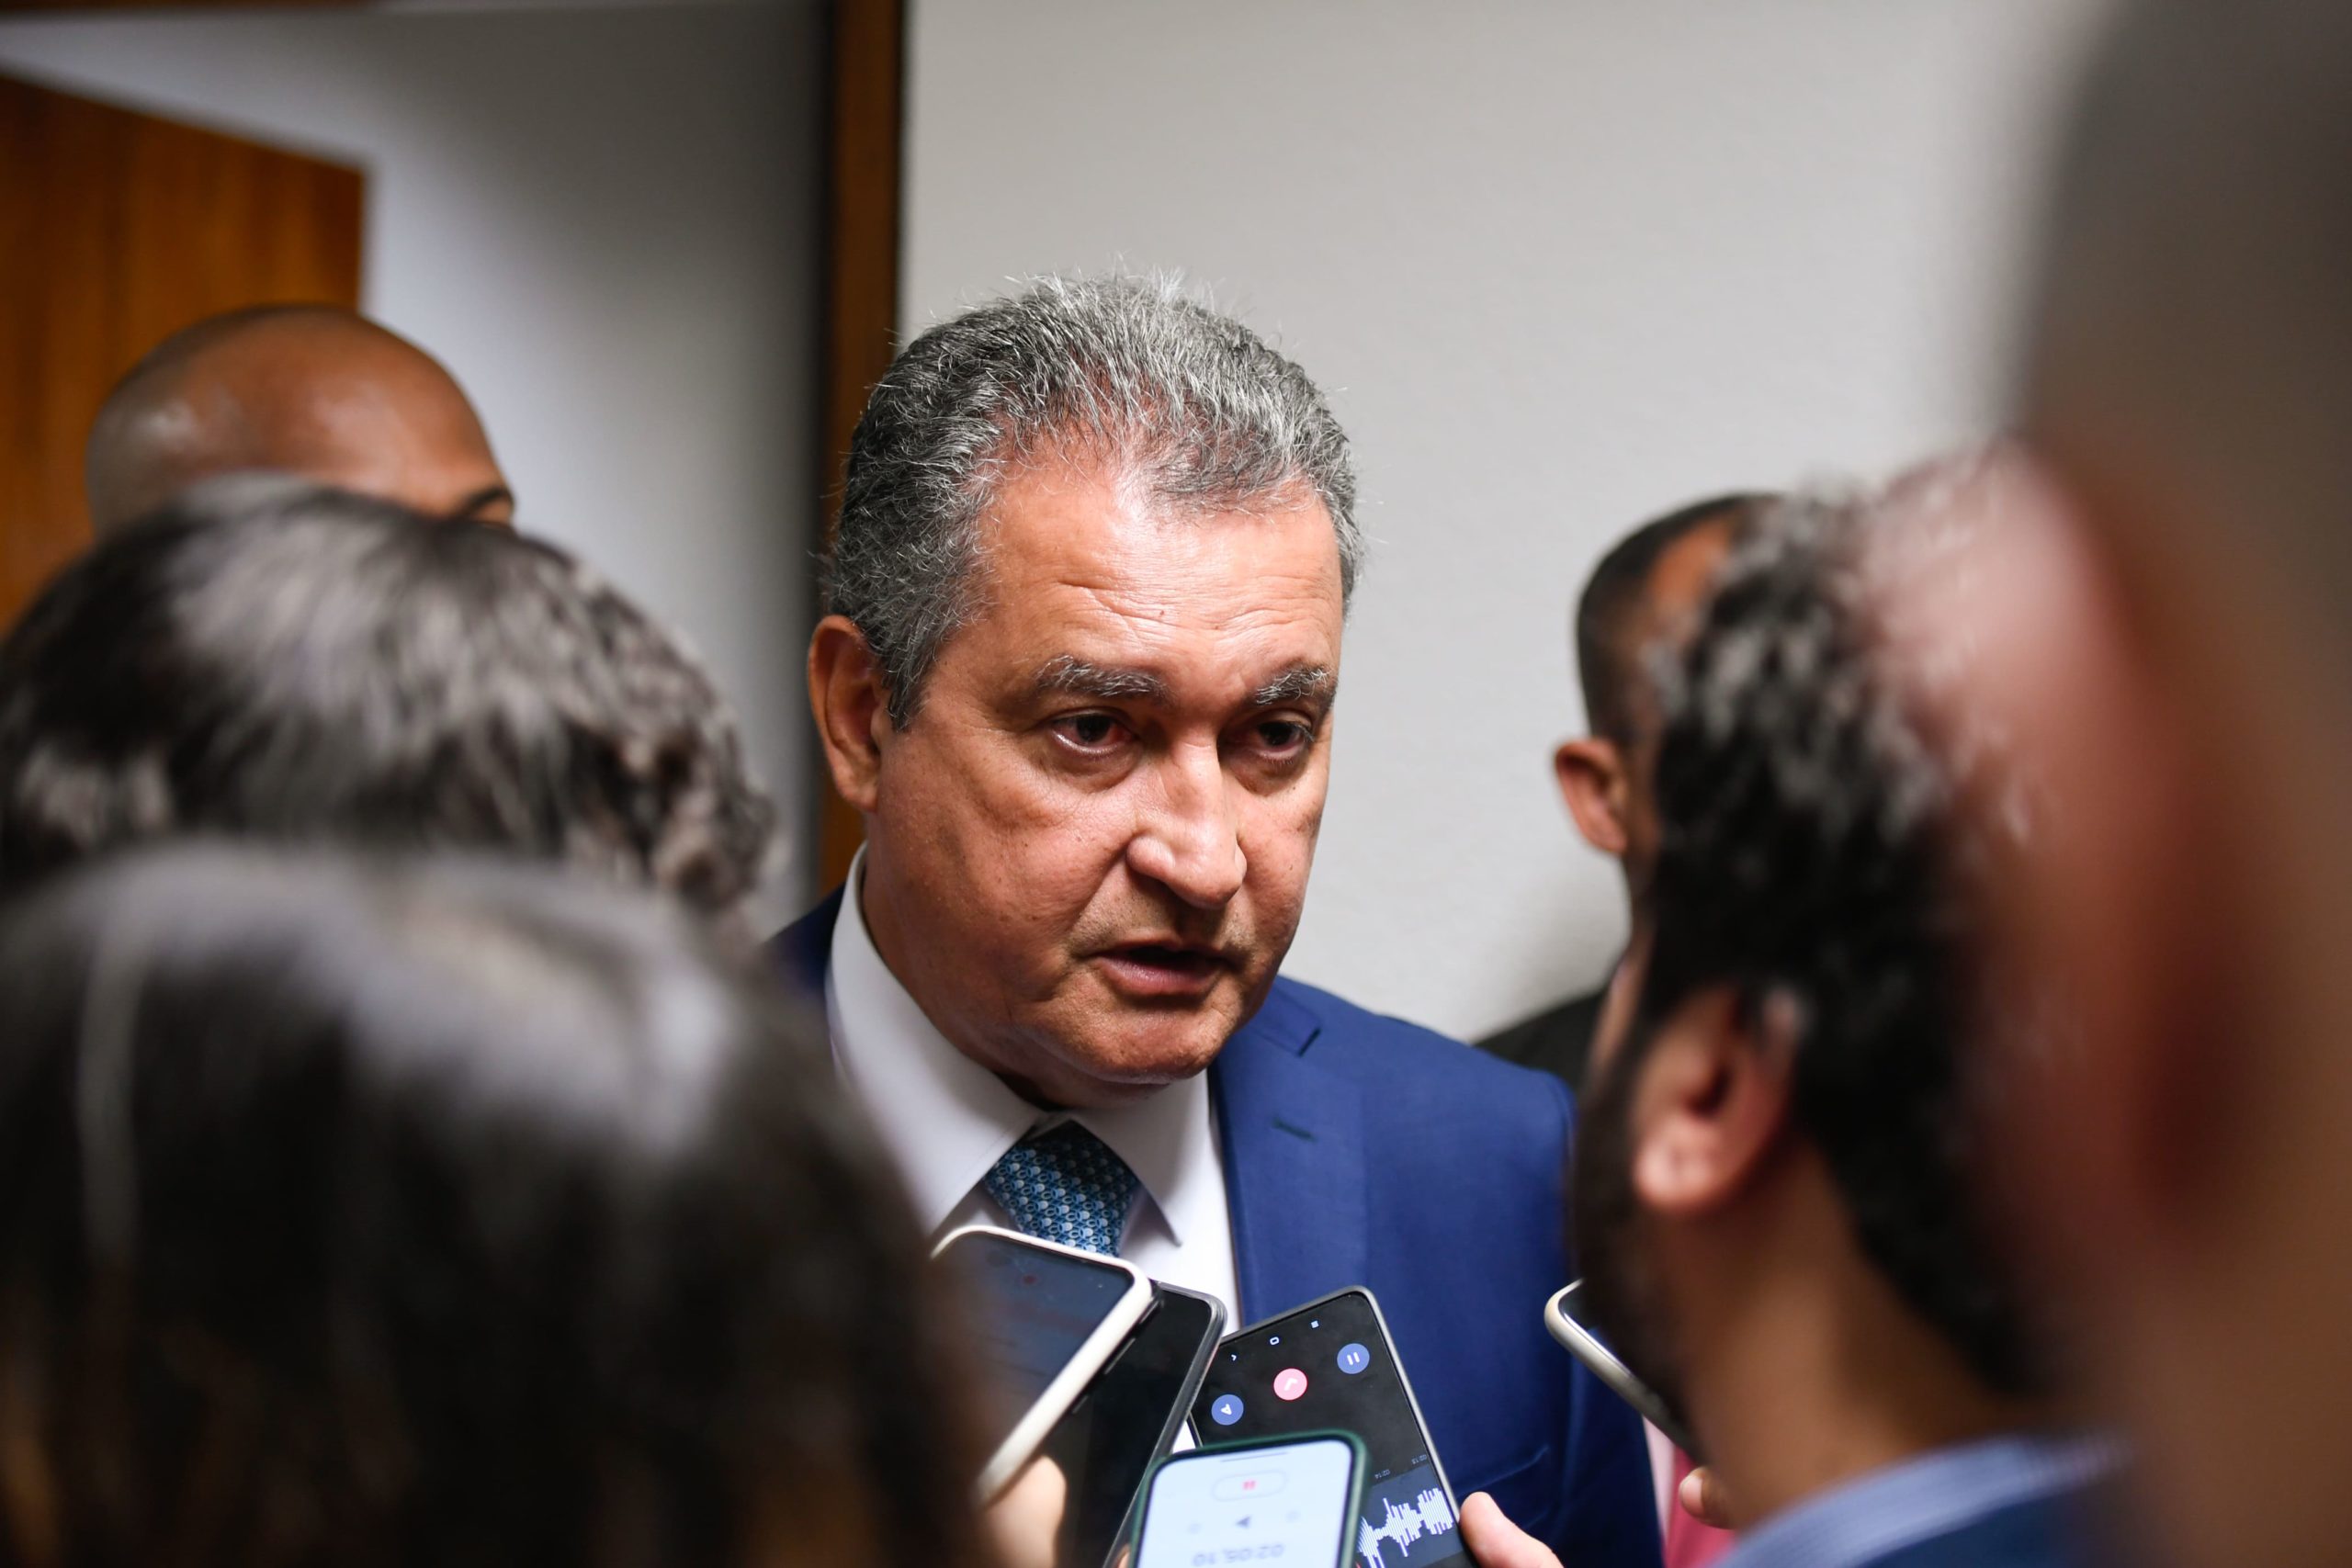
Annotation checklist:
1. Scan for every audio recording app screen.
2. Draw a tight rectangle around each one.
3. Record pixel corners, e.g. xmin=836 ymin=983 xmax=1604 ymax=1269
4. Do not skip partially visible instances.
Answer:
xmin=1135 ymin=1436 xmax=1358 ymax=1568
xmin=937 ymin=1230 xmax=1132 ymax=1450
xmin=1191 ymin=1292 xmax=1465 ymax=1568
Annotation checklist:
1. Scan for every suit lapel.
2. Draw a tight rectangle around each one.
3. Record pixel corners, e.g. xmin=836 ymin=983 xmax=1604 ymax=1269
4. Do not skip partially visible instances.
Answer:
xmin=770 ymin=887 xmax=842 ymax=1002
xmin=1213 ymin=984 xmax=1370 ymax=1325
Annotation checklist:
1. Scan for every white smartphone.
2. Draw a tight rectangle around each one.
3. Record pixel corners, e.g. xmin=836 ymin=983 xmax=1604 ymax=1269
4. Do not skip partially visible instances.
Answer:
xmin=932 ymin=1224 xmax=1151 ymax=1501
xmin=1130 ymin=1431 xmax=1367 ymax=1568
xmin=1544 ymin=1280 xmax=1702 ymax=1458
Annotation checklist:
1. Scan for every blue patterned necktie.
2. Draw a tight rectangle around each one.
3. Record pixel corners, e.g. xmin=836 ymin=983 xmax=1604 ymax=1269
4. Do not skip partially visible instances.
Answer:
xmin=984 ymin=1120 xmax=1140 ymax=1257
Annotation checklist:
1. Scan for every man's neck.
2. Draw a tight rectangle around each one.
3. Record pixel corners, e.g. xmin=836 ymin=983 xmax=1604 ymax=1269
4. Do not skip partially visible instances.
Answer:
xmin=1679 ymin=1221 xmax=2045 ymax=1528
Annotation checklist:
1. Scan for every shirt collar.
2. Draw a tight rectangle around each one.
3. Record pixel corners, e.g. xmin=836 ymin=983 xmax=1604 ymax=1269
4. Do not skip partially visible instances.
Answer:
xmin=1724 ymin=1432 xmax=2120 ymax=1568
xmin=825 ymin=850 xmax=1210 ymax=1240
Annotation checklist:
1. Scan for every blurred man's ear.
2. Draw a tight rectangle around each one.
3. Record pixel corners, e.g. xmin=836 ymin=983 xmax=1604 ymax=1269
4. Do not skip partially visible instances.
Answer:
xmin=1555 ymin=738 xmax=1632 ymax=858
xmin=1629 ymin=987 xmax=1797 ymax=1219
xmin=808 ymin=615 xmax=894 ymax=814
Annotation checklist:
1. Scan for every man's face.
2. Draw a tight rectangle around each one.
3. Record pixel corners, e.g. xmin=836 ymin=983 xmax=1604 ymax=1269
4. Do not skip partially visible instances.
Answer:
xmin=859 ymin=457 xmax=1344 ymax=1108
xmin=1905 ymin=443 xmax=2352 ymax=1568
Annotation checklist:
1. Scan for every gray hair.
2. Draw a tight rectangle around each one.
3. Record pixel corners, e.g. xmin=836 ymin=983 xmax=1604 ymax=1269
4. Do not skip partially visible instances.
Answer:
xmin=826 ymin=274 xmax=1361 ymax=725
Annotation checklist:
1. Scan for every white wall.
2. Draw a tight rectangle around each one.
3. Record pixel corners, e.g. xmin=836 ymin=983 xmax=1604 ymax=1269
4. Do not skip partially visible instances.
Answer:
xmin=0 ymin=0 xmax=825 ymax=924
xmin=904 ymin=0 xmax=2110 ymax=1039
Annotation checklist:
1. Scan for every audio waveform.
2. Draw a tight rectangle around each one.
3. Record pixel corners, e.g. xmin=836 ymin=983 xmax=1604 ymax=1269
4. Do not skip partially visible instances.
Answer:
xmin=1357 ymin=1486 xmax=1456 ymax=1568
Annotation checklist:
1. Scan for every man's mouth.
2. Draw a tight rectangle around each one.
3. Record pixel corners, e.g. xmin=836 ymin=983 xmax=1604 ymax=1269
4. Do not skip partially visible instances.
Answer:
xmin=1094 ymin=942 xmax=1231 ymax=999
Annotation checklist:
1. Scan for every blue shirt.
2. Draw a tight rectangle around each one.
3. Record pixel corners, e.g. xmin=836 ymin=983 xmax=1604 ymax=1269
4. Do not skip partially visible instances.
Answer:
xmin=1724 ymin=1433 xmax=2119 ymax=1568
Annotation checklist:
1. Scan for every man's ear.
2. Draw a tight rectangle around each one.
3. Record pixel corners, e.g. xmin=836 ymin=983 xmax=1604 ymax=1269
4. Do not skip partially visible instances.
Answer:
xmin=1555 ymin=738 xmax=1631 ymax=858
xmin=1629 ymin=987 xmax=1798 ymax=1219
xmin=808 ymin=614 xmax=894 ymax=813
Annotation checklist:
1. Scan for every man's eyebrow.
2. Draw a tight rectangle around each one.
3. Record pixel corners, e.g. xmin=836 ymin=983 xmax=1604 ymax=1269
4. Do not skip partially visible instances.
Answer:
xmin=1247 ymin=665 xmax=1338 ymax=710
xmin=1033 ymin=656 xmax=1170 ymax=704
xmin=447 ymin=484 xmax=515 ymax=522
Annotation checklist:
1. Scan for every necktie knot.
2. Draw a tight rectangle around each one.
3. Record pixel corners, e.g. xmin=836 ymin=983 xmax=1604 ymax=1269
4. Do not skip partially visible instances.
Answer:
xmin=983 ymin=1120 xmax=1139 ymax=1257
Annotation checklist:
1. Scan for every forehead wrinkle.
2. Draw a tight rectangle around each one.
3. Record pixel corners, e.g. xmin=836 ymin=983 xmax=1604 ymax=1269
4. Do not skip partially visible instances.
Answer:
xmin=1022 ymin=581 xmax=1341 ymax=705
xmin=1040 ymin=571 xmax=1338 ymax=643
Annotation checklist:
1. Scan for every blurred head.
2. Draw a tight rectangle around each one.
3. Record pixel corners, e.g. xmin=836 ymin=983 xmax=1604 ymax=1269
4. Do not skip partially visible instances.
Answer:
xmin=809 ymin=276 xmax=1357 ymax=1108
xmin=0 ymin=844 xmax=986 ymax=1568
xmin=0 ymin=478 xmax=774 ymax=923
xmin=1555 ymin=495 xmax=1764 ymax=901
xmin=1572 ymin=480 xmax=2047 ymax=1474
xmin=85 ymin=305 xmax=512 ymax=535
xmin=1934 ymin=5 xmax=2352 ymax=1564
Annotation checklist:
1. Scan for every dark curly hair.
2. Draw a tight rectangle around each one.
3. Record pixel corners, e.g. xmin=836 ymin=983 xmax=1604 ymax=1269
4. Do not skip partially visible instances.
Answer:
xmin=1630 ymin=469 xmax=2046 ymax=1396
xmin=0 ymin=844 xmax=989 ymax=1568
xmin=0 ymin=477 xmax=775 ymax=920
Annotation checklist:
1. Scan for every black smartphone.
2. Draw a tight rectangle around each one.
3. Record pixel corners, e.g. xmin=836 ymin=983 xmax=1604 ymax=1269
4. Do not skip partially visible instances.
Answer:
xmin=1130 ymin=1431 xmax=1367 ymax=1568
xmin=1190 ymin=1288 xmax=1465 ymax=1568
xmin=930 ymin=1225 xmax=1151 ymax=1499
xmin=1037 ymin=1283 xmax=1226 ymax=1568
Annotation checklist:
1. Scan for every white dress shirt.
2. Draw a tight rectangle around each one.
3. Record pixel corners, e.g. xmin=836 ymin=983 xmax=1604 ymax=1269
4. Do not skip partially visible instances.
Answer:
xmin=825 ymin=852 xmax=1240 ymax=1322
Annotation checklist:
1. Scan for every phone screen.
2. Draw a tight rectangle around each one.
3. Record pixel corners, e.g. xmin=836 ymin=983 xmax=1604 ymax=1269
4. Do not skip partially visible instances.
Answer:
xmin=1192 ymin=1292 xmax=1464 ymax=1568
xmin=1042 ymin=1287 xmax=1224 ymax=1568
xmin=934 ymin=1229 xmax=1140 ymax=1454
xmin=1134 ymin=1435 xmax=1360 ymax=1568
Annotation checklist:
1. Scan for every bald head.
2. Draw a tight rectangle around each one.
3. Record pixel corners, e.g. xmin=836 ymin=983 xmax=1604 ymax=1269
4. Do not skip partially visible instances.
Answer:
xmin=1551 ymin=494 xmax=1761 ymax=905
xmin=85 ymin=306 xmax=512 ymax=536
xmin=1575 ymin=493 xmax=1762 ymax=746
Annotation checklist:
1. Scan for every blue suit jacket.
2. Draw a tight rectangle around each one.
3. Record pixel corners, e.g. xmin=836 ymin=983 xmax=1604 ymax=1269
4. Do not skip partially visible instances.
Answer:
xmin=773 ymin=893 xmax=1661 ymax=1566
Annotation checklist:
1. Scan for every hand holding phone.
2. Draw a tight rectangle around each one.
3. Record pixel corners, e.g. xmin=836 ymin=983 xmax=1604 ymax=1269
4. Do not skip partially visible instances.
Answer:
xmin=1131 ymin=1433 xmax=1366 ymax=1568
xmin=988 ymin=1458 xmax=1070 ymax=1568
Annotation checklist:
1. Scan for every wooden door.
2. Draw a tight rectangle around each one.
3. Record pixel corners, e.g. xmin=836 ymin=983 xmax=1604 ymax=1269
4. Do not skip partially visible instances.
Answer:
xmin=0 ymin=73 xmax=364 ymax=626
xmin=813 ymin=0 xmax=906 ymax=893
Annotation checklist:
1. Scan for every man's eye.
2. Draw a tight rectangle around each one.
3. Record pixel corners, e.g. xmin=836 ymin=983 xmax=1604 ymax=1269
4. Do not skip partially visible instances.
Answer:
xmin=1254 ymin=720 xmax=1312 ymax=752
xmin=1053 ymin=713 xmax=1127 ymax=750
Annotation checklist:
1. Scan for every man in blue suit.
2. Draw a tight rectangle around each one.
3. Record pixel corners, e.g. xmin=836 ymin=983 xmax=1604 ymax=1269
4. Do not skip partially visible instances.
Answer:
xmin=1458 ymin=471 xmax=2112 ymax=1568
xmin=772 ymin=275 xmax=1657 ymax=1566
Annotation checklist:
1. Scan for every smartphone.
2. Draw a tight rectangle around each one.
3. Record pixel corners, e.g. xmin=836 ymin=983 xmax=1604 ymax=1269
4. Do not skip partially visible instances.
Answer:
xmin=1190 ymin=1288 xmax=1465 ymax=1568
xmin=1130 ymin=1431 xmax=1367 ymax=1568
xmin=1038 ymin=1283 xmax=1226 ymax=1568
xmin=1544 ymin=1280 xmax=1702 ymax=1458
xmin=931 ymin=1224 xmax=1151 ymax=1500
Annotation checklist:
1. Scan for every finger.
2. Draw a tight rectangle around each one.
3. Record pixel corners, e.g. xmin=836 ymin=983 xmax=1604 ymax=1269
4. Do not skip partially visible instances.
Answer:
xmin=1679 ymin=1464 xmax=1736 ymax=1530
xmin=1456 ymin=1492 xmax=1565 ymax=1568
xmin=985 ymin=1457 xmax=1068 ymax=1568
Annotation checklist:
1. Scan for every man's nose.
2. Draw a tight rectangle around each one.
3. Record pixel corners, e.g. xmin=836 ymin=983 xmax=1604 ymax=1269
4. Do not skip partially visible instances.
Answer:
xmin=1126 ymin=740 xmax=1246 ymax=909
